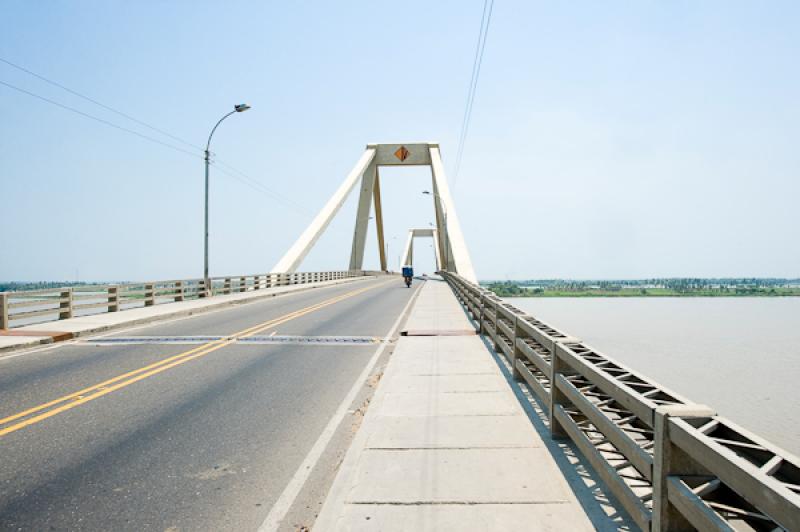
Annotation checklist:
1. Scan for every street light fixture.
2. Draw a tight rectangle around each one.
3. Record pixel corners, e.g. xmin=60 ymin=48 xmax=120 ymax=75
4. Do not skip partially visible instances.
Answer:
xmin=422 ymin=190 xmax=450 ymax=272
xmin=204 ymin=103 xmax=251 ymax=292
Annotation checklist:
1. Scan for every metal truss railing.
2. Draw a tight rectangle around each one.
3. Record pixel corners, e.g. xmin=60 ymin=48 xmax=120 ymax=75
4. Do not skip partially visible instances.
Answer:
xmin=444 ymin=272 xmax=799 ymax=532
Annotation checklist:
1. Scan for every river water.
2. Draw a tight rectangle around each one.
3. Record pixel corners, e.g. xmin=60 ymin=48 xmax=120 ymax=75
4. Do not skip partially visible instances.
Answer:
xmin=511 ymin=297 xmax=800 ymax=456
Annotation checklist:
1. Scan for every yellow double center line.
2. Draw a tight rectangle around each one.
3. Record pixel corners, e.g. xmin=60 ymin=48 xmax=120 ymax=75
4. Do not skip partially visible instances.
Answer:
xmin=0 ymin=280 xmax=389 ymax=438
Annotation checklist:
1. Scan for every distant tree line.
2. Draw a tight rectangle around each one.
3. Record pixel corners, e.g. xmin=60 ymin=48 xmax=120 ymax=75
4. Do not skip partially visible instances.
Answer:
xmin=481 ymin=278 xmax=800 ymax=298
xmin=0 ymin=281 xmax=93 ymax=293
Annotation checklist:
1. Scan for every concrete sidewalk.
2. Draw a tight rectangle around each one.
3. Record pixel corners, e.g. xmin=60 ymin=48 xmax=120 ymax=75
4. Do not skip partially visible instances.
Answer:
xmin=0 ymin=276 xmax=372 ymax=353
xmin=314 ymin=280 xmax=594 ymax=531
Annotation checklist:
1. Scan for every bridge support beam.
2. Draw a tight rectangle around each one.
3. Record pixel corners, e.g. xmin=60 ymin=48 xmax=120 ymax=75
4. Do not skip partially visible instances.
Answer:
xmin=429 ymin=146 xmax=475 ymax=279
xmin=401 ymin=228 xmax=442 ymax=271
xmin=272 ymin=143 xmax=476 ymax=282
xmin=272 ymin=148 xmax=376 ymax=273
xmin=401 ymin=231 xmax=414 ymax=267
xmin=348 ymin=160 xmax=378 ymax=270
xmin=373 ymin=171 xmax=387 ymax=271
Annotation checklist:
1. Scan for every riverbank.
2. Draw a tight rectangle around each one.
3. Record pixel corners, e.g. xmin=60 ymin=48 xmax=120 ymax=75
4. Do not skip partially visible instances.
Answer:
xmin=482 ymin=280 xmax=800 ymax=298
xmin=486 ymin=287 xmax=800 ymax=297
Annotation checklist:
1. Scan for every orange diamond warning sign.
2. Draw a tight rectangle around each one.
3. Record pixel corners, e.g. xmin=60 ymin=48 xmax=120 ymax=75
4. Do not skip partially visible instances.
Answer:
xmin=394 ymin=146 xmax=410 ymax=162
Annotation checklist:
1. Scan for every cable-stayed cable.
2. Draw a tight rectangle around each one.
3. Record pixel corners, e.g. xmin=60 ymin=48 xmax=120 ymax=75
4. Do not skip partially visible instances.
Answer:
xmin=452 ymin=0 xmax=495 ymax=189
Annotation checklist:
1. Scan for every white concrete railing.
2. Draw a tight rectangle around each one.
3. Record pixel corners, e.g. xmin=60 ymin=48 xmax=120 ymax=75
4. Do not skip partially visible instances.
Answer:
xmin=0 ymin=271 xmax=367 ymax=329
xmin=444 ymin=272 xmax=800 ymax=532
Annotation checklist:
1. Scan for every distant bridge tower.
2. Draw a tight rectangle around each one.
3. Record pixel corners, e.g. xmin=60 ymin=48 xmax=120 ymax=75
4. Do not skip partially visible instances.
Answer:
xmin=401 ymin=228 xmax=442 ymax=271
xmin=271 ymin=142 xmax=477 ymax=283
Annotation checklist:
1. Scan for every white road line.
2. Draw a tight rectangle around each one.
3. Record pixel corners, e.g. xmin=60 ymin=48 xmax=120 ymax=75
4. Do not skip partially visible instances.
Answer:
xmin=257 ymin=284 xmax=421 ymax=532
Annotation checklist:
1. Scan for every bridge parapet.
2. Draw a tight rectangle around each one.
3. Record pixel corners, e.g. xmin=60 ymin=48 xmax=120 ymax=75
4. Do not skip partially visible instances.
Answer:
xmin=0 ymin=270 xmax=371 ymax=329
xmin=444 ymin=272 xmax=800 ymax=532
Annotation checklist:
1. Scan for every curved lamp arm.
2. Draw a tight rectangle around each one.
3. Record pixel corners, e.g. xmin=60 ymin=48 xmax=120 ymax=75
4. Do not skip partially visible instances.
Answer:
xmin=206 ymin=110 xmax=237 ymax=154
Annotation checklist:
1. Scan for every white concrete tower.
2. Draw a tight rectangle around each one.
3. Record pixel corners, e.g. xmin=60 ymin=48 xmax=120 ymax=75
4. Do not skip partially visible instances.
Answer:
xmin=271 ymin=143 xmax=477 ymax=283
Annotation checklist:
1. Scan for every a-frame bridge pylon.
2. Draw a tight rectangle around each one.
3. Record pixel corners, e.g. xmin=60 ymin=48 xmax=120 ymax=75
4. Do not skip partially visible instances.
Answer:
xmin=401 ymin=228 xmax=443 ymax=271
xmin=271 ymin=142 xmax=477 ymax=283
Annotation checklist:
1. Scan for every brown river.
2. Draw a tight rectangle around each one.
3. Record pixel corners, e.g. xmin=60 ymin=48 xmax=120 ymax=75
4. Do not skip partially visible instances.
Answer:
xmin=511 ymin=297 xmax=800 ymax=456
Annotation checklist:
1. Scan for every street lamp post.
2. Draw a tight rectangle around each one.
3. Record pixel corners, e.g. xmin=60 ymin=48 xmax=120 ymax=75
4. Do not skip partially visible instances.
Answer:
xmin=204 ymin=103 xmax=251 ymax=293
xmin=422 ymin=190 xmax=449 ymax=272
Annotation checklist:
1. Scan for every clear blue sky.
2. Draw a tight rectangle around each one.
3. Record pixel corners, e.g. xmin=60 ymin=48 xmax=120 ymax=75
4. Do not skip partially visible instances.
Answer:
xmin=2 ymin=1 xmax=798 ymax=281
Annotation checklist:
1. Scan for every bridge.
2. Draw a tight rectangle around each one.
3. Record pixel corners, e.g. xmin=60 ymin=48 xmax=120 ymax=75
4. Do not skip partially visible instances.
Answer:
xmin=0 ymin=143 xmax=798 ymax=531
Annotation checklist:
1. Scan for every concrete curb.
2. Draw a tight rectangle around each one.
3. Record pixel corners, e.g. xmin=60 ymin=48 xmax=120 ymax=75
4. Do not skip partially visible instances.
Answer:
xmin=0 ymin=276 xmax=374 ymax=355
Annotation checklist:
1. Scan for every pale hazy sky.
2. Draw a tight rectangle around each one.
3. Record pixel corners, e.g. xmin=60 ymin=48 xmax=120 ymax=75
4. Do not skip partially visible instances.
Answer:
xmin=2 ymin=1 xmax=798 ymax=281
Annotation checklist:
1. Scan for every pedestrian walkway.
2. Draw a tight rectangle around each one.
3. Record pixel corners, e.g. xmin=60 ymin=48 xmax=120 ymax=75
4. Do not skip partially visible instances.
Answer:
xmin=315 ymin=279 xmax=595 ymax=531
xmin=0 ymin=276 xmax=371 ymax=353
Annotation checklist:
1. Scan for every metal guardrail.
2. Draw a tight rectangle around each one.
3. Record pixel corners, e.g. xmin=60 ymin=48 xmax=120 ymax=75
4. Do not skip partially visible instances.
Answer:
xmin=0 ymin=271 xmax=365 ymax=329
xmin=444 ymin=272 xmax=800 ymax=532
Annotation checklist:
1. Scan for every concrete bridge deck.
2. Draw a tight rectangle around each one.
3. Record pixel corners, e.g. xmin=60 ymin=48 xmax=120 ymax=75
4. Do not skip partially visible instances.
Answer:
xmin=2 ymin=273 xmax=798 ymax=530
xmin=315 ymin=280 xmax=598 ymax=531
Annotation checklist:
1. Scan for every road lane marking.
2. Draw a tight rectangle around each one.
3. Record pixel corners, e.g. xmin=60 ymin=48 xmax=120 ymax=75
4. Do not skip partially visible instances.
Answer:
xmin=83 ymin=335 xmax=380 ymax=346
xmin=257 ymin=282 xmax=422 ymax=531
xmin=0 ymin=280 xmax=391 ymax=438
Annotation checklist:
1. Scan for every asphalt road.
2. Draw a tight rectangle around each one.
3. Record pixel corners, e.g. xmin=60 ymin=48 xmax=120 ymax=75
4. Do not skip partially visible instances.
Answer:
xmin=0 ymin=277 xmax=419 ymax=531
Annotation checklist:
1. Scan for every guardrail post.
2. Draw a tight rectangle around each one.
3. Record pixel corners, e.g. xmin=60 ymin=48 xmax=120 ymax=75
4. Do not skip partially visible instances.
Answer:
xmin=174 ymin=281 xmax=184 ymax=302
xmin=254 ymin=275 xmax=262 ymax=290
xmin=652 ymin=405 xmax=716 ymax=532
xmin=511 ymin=316 xmax=524 ymax=381
xmin=108 ymin=286 xmax=120 ymax=312
xmin=0 ymin=293 xmax=8 ymax=329
xmin=224 ymin=278 xmax=231 ymax=294
xmin=549 ymin=342 xmax=571 ymax=439
xmin=60 ymin=288 xmax=74 ymax=319
xmin=144 ymin=283 xmax=155 ymax=307
xmin=489 ymin=298 xmax=500 ymax=351
xmin=239 ymin=276 xmax=246 ymax=292
xmin=478 ymin=291 xmax=487 ymax=334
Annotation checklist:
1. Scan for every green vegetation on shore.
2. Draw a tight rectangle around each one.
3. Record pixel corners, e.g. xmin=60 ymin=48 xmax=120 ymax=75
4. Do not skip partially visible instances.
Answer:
xmin=0 ymin=281 xmax=97 ymax=293
xmin=483 ymin=279 xmax=800 ymax=298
